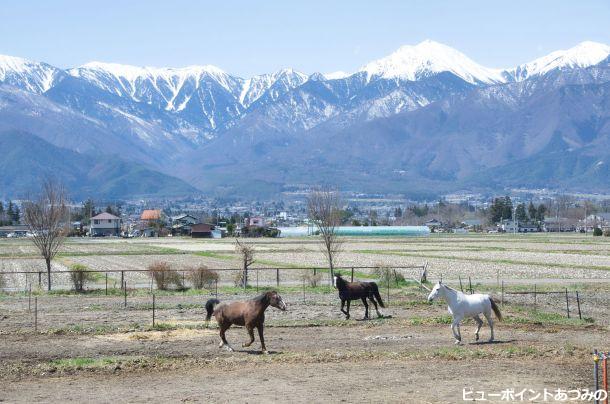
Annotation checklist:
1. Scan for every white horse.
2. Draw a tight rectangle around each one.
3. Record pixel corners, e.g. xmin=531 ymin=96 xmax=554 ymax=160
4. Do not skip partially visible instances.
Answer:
xmin=427 ymin=281 xmax=502 ymax=344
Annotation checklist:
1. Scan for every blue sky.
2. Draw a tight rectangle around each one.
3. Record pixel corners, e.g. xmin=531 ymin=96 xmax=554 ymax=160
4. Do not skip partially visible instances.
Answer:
xmin=1 ymin=0 xmax=609 ymax=77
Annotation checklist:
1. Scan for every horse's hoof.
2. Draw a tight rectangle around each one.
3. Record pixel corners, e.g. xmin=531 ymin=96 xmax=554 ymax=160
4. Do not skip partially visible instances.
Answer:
xmin=475 ymin=334 xmax=479 ymax=341
xmin=454 ymin=340 xmax=461 ymax=345
xmin=242 ymin=343 xmax=250 ymax=347
xmin=225 ymin=346 xmax=234 ymax=352
xmin=488 ymin=338 xmax=494 ymax=343
xmin=262 ymin=350 xmax=269 ymax=355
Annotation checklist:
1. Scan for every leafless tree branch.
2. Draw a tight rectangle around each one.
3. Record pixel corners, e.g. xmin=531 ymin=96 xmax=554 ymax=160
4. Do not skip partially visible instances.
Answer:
xmin=23 ymin=179 xmax=69 ymax=291
xmin=308 ymin=187 xmax=343 ymax=283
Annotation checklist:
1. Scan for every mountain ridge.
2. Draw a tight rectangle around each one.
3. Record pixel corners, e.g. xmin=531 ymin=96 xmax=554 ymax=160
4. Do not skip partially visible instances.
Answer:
xmin=1 ymin=40 xmax=610 ymax=198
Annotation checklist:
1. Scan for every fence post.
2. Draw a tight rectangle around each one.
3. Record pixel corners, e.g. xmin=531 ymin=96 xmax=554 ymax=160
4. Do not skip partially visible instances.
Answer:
xmin=351 ymin=267 xmax=354 ymax=282
xmin=534 ymin=284 xmax=537 ymax=311
xmin=302 ymin=271 xmax=305 ymax=303
xmin=576 ymin=291 xmax=582 ymax=320
xmin=38 ymin=271 xmax=42 ymax=289
xmin=501 ymin=281 xmax=504 ymax=307
xmin=152 ymin=293 xmax=156 ymax=327
xmin=215 ymin=278 xmax=218 ymax=298
xmin=124 ymin=281 xmax=127 ymax=308
xmin=386 ymin=273 xmax=390 ymax=305
xmin=565 ymin=288 xmax=570 ymax=318
xmin=594 ymin=350 xmax=599 ymax=404
xmin=256 ymin=268 xmax=259 ymax=293
xmin=182 ymin=271 xmax=186 ymax=295
xmin=105 ymin=273 xmax=108 ymax=296
xmin=34 ymin=297 xmax=38 ymax=333
xmin=276 ymin=268 xmax=279 ymax=288
xmin=458 ymin=276 xmax=463 ymax=292
xmin=121 ymin=271 xmax=124 ymax=290
xmin=468 ymin=276 xmax=473 ymax=294
xmin=28 ymin=284 xmax=32 ymax=313
xmin=602 ymin=353 xmax=608 ymax=404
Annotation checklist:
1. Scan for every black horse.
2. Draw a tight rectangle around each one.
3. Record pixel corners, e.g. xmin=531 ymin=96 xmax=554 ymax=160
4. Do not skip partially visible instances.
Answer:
xmin=333 ymin=273 xmax=385 ymax=320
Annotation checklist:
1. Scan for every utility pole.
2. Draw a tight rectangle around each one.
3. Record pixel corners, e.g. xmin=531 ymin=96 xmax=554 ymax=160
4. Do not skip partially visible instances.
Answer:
xmin=513 ymin=206 xmax=517 ymax=235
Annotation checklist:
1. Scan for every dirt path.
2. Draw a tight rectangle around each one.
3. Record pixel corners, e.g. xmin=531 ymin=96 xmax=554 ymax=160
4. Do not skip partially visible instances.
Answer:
xmin=0 ymin=318 xmax=606 ymax=403
xmin=0 ymin=358 xmax=590 ymax=403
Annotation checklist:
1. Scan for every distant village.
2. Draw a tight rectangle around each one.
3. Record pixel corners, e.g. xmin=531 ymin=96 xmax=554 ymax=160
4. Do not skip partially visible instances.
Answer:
xmin=2 ymin=190 xmax=610 ymax=238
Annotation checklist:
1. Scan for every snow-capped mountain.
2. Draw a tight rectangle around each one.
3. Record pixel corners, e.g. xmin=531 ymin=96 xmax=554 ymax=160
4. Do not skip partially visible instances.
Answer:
xmin=0 ymin=55 xmax=64 ymax=93
xmin=240 ymin=68 xmax=308 ymax=108
xmin=1 ymin=40 xmax=610 ymax=197
xmin=358 ymin=40 xmax=505 ymax=84
xmin=505 ymin=41 xmax=610 ymax=81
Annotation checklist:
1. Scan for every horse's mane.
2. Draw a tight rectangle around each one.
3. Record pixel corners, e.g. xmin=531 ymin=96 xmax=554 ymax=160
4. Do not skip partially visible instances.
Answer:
xmin=252 ymin=292 xmax=272 ymax=303
xmin=442 ymin=284 xmax=460 ymax=293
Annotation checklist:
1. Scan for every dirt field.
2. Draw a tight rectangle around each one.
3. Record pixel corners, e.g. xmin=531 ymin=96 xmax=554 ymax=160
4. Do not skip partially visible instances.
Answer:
xmin=0 ymin=234 xmax=609 ymax=402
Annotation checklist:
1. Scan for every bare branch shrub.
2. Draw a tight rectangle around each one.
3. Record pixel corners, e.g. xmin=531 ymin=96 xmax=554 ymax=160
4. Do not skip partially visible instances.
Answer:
xmin=373 ymin=265 xmax=405 ymax=286
xmin=69 ymin=263 xmax=95 ymax=292
xmin=23 ymin=179 xmax=69 ymax=291
xmin=233 ymin=270 xmax=245 ymax=287
xmin=308 ymin=187 xmax=343 ymax=282
xmin=148 ymin=261 xmax=183 ymax=290
xmin=189 ymin=265 xmax=219 ymax=289
xmin=302 ymin=270 xmax=323 ymax=287
xmin=235 ymin=239 xmax=255 ymax=288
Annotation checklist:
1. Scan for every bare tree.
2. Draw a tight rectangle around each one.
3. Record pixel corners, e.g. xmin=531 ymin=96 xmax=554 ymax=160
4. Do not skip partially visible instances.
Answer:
xmin=235 ymin=239 xmax=255 ymax=288
xmin=23 ymin=179 xmax=69 ymax=291
xmin=308 ymin=187 xmax=343 ymax=282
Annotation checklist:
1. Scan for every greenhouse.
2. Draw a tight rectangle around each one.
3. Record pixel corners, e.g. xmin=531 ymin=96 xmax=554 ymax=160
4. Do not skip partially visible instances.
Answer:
xmin=277 ymin=225 xmax=430 ymax=237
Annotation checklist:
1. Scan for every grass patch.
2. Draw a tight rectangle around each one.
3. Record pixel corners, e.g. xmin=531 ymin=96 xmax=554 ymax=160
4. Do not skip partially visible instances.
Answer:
xmin=506 ymin=306 xmax=594 ymax=326
xmin=408 ymin=315 xmax=453 ymax=325
xmin=193 ymin=251 xmax=234 ymax=260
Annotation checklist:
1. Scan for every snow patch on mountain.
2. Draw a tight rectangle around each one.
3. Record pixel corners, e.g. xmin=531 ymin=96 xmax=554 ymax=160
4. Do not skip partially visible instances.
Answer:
xmin=323 ymin=71 xmax=350 ymax=80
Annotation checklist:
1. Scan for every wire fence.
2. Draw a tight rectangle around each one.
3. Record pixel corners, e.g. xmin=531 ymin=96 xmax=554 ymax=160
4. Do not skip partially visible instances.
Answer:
xmin=0 ymin=264 xmax=600 ymax=335
xmin=0 ymin=265 xmax=427 ymax=293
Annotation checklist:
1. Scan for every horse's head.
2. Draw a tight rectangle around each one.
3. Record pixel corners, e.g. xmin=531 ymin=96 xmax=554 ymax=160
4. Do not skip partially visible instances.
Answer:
xmin=267 ymin=291 xmax=287 ymax=311
xmin=333 ymin=273 xmax=343 ymax=289
xmin=427 ymin=281 xmax=443 ymax=302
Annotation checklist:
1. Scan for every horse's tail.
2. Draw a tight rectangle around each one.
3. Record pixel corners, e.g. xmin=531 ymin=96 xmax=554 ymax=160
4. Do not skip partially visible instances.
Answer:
xmin=205 ymin=298 xmax=221 ymax=322
xmin=372 ymin=283 xmax=385 ymax=308
xmin=489 ymin=297 xmax=503 ymax=321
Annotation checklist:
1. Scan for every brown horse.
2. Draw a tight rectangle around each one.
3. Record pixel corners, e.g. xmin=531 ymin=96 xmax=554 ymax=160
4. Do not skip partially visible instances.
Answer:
xmin=334 ymin=273 xmax=385 ymax=320
xmin=205 ymin=291 xmax=286 ymax=354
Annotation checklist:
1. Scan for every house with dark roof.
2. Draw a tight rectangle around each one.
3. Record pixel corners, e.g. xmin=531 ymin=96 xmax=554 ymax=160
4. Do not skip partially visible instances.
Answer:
xmin=171 ymin=214 xmax=199 ymax=236
xmin=191 ymin=223 xmax=216 ymax=238
xmin=90 ymin=212 xmax=121 ymax=237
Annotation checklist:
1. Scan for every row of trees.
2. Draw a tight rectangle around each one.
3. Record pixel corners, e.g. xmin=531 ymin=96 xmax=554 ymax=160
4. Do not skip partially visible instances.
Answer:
xmin=0 ymin=201 xmax=21 ymax=226
xmin=488 ymin=197 xmax=547 ymax=225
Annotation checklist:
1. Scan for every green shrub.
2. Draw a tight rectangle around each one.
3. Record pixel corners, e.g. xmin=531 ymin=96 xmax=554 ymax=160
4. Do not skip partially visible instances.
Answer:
xmin=69 ymin=264 xmax=96 ymax=292
xmin=148 ymin=262 xmax=183 ymax=290
xmin=593 ymin=227 xmax=603 ymax=236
